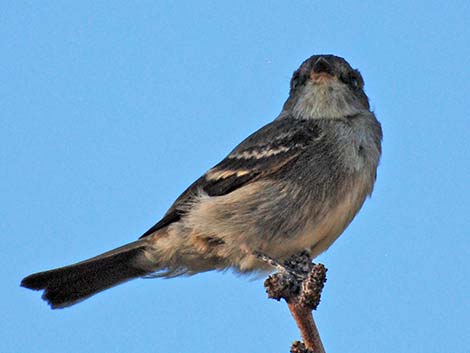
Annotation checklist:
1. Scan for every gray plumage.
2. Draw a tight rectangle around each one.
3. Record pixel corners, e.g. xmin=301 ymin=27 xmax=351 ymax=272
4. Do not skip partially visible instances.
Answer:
xmin=21 ymin=54 xmax=382 ymax=308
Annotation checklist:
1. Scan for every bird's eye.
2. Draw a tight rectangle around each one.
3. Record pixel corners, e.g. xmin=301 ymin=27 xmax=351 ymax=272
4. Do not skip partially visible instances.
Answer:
xmin=348 ymin=70 xmax=364 ymax=90
xmin=341 ymin=71 xmax=362 ymax=90
xmin=290 ymin=72 xmax=301 ymax=90
xmin=350 ymin=76 xmax=359 ymax=89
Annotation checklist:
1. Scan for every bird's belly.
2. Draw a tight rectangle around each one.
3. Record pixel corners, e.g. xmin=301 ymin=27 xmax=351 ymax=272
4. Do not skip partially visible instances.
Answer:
xmin=266 ymin=177 xmax=370 ymax=261
xmin=177 ymin=175 xmax=372 ymax=272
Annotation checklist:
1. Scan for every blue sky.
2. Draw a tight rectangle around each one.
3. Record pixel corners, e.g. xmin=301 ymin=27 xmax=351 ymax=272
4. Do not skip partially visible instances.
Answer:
xmin=2 ymin=1 xmax=469 ymax=352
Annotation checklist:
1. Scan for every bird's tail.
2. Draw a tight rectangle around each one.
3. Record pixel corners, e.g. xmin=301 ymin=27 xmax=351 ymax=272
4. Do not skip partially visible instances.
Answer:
xmin=21 ymin=240 xmax=155 ymax=309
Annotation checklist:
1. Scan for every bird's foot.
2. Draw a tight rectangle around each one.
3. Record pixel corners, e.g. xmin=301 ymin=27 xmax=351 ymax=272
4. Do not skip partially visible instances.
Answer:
xmin=254 ymin=250 xmax=312 ymax=280
xmin=255 ymin=250 xmax=326 ymax=308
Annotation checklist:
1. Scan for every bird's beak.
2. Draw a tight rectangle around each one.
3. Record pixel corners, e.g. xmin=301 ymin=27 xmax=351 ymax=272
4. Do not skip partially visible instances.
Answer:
xmin=310 ymin=57 xmax=335 ymax=83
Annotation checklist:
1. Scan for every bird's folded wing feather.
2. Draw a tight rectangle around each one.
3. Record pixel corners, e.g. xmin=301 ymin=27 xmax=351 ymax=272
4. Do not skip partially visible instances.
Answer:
xmin=140 ymin=117 xmax=320 ymax=237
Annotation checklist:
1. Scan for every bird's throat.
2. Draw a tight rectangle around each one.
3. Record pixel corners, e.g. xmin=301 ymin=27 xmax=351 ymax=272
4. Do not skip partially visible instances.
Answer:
xmin=292 ymin=82 xmax=364 ymax=120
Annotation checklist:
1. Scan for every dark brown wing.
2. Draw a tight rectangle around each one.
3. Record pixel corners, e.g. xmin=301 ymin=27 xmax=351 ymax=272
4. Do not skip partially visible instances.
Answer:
xmin=140 ymin=117 xmax=320 ymax=238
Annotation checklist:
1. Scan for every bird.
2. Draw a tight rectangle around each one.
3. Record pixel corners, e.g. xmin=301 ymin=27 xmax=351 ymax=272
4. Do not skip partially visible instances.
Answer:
xmin=21 ymin=54 xmax=382 ymax=309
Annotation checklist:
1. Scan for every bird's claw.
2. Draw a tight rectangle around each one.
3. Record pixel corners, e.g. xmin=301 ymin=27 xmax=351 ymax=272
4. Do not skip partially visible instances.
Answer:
xmin=253 ymin=250 xmax=312 ymax=281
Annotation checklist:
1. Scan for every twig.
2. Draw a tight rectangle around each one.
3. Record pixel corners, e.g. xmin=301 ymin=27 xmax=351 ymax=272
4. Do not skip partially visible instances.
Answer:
xmin=259 ymin=251 xmax=327 ymax=353
xmin=288 ymin=304 xmax=325 ymax=353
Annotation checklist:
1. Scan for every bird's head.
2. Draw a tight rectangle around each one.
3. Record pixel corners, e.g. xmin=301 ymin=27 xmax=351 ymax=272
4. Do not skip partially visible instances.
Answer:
xmin=282 ymin=55 xmax=371 ymax=120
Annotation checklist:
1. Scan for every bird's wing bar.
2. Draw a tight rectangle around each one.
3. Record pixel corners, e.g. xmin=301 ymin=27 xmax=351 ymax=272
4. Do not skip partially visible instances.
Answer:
xmin=140 ymin=118 xmax=320 ymax=238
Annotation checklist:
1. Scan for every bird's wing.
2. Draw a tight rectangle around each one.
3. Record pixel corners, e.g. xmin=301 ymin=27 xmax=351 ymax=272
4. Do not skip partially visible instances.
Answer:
xmin=140 ymin=117 xmax=320 ymax=238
